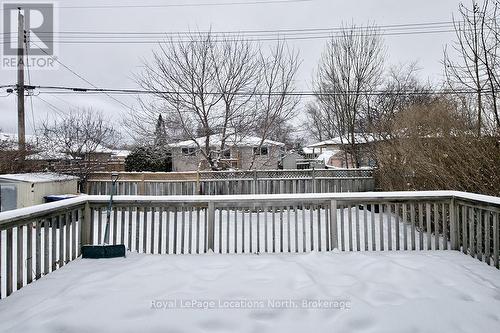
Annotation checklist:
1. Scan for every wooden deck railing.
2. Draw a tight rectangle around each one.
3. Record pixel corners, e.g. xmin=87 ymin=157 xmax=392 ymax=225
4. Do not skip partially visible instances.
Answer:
xmin=87 ymin=169 xmax=375 ymax=195
xmin=1 ymin=191 xmax=499 ymax=299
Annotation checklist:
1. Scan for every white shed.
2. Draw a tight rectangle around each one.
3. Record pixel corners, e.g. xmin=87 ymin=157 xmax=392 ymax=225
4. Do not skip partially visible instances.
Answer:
xmin=0 ymin=173 xmax=79 ymax=212
xmin=281 ymin=152 xmax=302 ymax=170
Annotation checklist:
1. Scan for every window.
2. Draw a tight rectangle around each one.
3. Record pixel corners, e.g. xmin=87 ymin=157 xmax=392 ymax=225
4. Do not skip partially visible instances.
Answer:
xmin=222 ymin=149 xmax=231 ymax=159
xmin=253 ymin=146 xmax=269 ymax=156
xmin=182 ymin=147 xmax=196 ymax=156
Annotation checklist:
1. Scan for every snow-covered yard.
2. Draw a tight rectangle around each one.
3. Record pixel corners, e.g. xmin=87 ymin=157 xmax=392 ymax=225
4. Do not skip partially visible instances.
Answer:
xmin=0 ymin=251 xmax=499 ymax=333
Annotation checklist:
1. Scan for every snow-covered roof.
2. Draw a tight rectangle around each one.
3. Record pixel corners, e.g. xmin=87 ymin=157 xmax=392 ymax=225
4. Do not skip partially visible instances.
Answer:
xmin=302 ymin=147 xmax=315 ymax=154
xmin=0 ymin=132 xmax=40 ymax=150
xmin=308 ymin=134 xmax=377 ymax=149
xmin=316 ymin=150 xmax=342 ymax=163
xmin=110 ymin=149 xmax=131 ymax=158
xmin=170 ymin=133 xmax=285 ymax=148
xmin=0 ymin=173 xmax=78 ymax=183
xmin=0 ymin=132 xmax=39 ymax=143
xmin=26 ymin=151 xmax=72 ymax=161
xmin=1 ymin=132 xmax=115 ymax=155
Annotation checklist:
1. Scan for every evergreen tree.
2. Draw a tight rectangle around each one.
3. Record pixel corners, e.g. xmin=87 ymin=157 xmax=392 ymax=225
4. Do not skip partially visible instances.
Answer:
xmin=154 ymin=114 xmax=168 ymax=147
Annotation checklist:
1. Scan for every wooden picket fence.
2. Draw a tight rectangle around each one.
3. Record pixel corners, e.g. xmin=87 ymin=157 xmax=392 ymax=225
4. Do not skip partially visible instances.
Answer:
xmin=86 ymin=169 xmax=375 ymax=195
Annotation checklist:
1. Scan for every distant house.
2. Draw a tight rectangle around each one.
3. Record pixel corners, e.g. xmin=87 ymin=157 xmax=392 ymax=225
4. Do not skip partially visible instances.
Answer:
xmin=307 ymin=134 xmax=377 ymax=168
xmin=316 ymin=150 xmax=354 ymax=169
xmin=281 ymin=151 xmax=302 ymax=170
xmin=282 ymin=151 xmax=325 ymax=170
xmin=169 ymin=133 xmax=285 ymax=171
xmin=0 ymin=132 xmax=130 ymax=173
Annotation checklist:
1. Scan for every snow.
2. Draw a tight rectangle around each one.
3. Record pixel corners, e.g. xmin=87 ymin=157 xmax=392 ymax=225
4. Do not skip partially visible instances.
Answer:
xmin=0 ymin=251 xmax=499 ymax=333
xmin=316 ymin=149 xmax=341 ymax=162
xmin=92 ymin=190 xmax=500 ymax=205
xmin=110 ymin=149 xmax=132 ymax=158
xmin=307 ymin=133 xmax=378 ymax=149
xmin=0 ymin=173 xmax=78 ymax=184
xmin=25 ymin=151 xmax=72 ymax=161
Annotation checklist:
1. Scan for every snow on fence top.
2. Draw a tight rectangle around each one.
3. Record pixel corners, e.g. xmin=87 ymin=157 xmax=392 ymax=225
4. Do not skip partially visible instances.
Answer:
xmin=1 ymin=191 xmax=499 ymax=226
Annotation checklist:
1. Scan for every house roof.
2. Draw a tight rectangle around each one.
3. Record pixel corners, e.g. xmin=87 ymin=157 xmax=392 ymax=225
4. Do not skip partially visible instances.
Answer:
xmin=307 ymin=134 xmax=377 ymax=149
xmin=0 ymin=132 xmax=40 ymax=150
xmin=1 ymin=132 xmax=124 ymax=159
xmin=170 ymin=133 xmax=285 ymax=149
xmin=0 ymin=173 xmax=78 ymax=183
xmin=316 ymin=150 xmax=343 ymax=163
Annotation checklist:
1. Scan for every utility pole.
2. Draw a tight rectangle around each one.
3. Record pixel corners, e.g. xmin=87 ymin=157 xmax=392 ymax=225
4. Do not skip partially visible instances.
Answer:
xmin=17 ymin=8 xmax=26 ymax=154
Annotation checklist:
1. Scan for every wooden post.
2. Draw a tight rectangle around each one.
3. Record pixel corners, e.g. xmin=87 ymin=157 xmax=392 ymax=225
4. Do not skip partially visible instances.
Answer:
xmin=196 ymin=169 xmax=201 ymax=195
xmin=207 ymin=202 xmax=215 ymax=252
xmin=81 ymin=202 xmax=92 ymax=247
xmin=253 ymin=170 xmax=258 ymax=195
xmin=17 ymin=10 xmax=26 ymax=154
xmin=449 ymin=198 xmax=459 ymax=251
xmin=311 ymin=167 xmax=316 ymax=193
xmin=330 ymin=200 xmax=338 ymax=250
xmin=138 ymin=174 xmax=146 ymax=195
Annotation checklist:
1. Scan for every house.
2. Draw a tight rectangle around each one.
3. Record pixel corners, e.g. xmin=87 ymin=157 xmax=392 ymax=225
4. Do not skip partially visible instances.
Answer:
xmin=282 ymin=151 xmax=325 ymax=170
xmin=169 ymin=133 xmax=285 ymax=171
xmin=307 ymin=134 xmax=377 ymax=168
xmin=316 ymin=150 xmax=354 ymax=169
xmin=281 ymin=151 xmax=302 ymax=169
xmin=0 ymin=132 xmax=130 ymax=173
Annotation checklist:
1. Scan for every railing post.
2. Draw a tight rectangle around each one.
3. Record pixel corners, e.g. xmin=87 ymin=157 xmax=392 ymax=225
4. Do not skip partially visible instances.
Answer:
xmin=196 ymin=169 xmax=201 ymax=195
xmin=138 ymin=174 xmax=146 ymax=195
xmin=449 ymin=197 xmax=459 ymax=251
xmin=253 ymin=170 xmax=258 ymax=195
xmin=207 ymin=201 xmax=215 ymax=252
xmin=311 ymin=167 xmax=316 ymax=193
xmin=330 ymin=200 xmax=338 ymax=250
xmin=81 ymin=201 xmax=92 ymax=247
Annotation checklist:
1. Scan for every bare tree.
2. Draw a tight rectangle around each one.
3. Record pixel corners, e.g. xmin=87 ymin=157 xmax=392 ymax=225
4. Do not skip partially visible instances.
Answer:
xmin=367 ymin=63 xmax=433 ymax=137
xmin=304 ymin=101 xmax=329 ymax=142
xmin=249 ymin=41 xmax=300 ymax=169
xmin=312 ymin=24 xmax=385 ymax=167
xmin=134 ymin=32 xmax=299 ymax=170
xmin=39 ymin=109 xmax=118 ymax=191
xmin=136 ymin=32 xmax=262 ymax=170
xmin=480 ymin=0 xmax=500 ymax=132
xmin=444 ymin=0 xmax=500 ymax=135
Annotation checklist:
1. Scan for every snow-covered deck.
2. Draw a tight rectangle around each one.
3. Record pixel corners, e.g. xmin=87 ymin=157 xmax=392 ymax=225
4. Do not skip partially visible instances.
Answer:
xmin=0 ymin=251 xmax=499 ymax=333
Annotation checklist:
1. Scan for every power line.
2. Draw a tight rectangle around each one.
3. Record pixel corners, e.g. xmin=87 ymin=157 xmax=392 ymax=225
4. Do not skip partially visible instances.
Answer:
xmin=0 ymin=0 xmax=312 ymax=11
xmin=1 ymin=29 xmax=460 ymax=45
xmin=29 ymin=40 xmax=136 ymax=112
xmin=1 ymin=20 xmax=460 ymax=36
xmin=35 ymin=95 xmax=67 ymax=117
xmin=23 ymin=84 xmax=490 ymax=97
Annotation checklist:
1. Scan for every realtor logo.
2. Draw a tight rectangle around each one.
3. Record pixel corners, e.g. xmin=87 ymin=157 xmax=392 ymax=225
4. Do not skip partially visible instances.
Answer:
xmin=2 ymin=2 xmax=57 ymax=69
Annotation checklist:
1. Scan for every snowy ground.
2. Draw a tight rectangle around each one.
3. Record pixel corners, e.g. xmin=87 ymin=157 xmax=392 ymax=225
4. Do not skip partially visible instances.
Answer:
xmin=0 ymin=251 xmax=499 ymax=333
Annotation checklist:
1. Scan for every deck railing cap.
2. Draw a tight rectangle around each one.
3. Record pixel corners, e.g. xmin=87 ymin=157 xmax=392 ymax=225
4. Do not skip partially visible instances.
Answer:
xmin=2 ymin=190 xmax=499 ymax=227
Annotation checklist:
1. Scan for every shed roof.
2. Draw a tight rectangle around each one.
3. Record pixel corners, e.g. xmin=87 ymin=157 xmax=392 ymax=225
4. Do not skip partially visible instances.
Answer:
xmin=0 ymin=173 xmax=78 ymax=183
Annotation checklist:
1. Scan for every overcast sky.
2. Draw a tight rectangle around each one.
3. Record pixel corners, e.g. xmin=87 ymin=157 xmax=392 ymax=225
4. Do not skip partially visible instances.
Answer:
xmin=0 ymin=0 xmax=462 ymax=139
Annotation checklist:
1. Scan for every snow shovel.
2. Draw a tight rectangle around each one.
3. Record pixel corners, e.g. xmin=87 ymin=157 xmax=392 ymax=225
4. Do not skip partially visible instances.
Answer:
xmin=82 ymin=173 xmax=126 ymax=259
